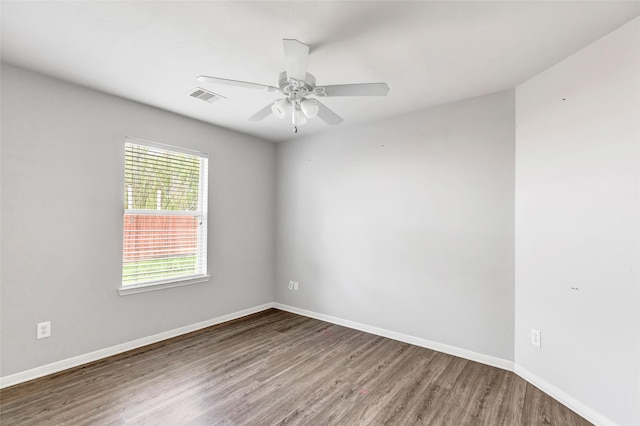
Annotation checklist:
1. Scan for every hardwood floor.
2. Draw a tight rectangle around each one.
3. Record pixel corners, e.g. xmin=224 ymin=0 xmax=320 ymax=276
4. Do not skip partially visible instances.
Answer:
xmin=0 ymin=309 xmax=591 ymax=425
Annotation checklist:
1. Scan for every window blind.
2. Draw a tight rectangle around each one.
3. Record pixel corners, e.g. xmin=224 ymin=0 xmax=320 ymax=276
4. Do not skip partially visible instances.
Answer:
xmin=122 ymin=138 xmax=208 ymax=286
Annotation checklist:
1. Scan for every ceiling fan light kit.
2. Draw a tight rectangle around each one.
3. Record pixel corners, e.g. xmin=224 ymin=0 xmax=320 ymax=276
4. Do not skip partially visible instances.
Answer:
xmin=197 ymin=39 xmax=389 ymax=134
xmin=271 ymin=98 xmax=289 ymax=119
xmin=270 ymin=98 xmax=319 ymax=132
xmin=300 ymin=99 xmax=319 ymax=118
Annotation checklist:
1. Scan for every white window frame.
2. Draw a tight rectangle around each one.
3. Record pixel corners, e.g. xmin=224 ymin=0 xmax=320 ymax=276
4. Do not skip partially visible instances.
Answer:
xmin=118 ymin=137 xmax=209 ymax=296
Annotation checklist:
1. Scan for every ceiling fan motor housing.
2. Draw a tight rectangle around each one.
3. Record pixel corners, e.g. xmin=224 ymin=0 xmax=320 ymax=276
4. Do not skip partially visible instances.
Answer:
xmin=278 ymin=71 xmax=318 ymax=100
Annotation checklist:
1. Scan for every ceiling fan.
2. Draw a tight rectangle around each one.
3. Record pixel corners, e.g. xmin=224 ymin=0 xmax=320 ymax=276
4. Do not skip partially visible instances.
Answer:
xmin=197 ymin=39 xmax=389 ymax=133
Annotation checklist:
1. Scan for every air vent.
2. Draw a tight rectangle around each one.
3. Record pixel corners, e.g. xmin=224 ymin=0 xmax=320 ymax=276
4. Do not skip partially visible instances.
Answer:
xmin=187 ymin=87 xmax=226 ymax=103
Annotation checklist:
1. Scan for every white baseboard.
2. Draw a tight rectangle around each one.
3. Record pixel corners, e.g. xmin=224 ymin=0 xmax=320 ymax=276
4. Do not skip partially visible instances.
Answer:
xmin=514 ymin=364 xmax=619 ymax=426
xmin=279 ymin=303 xmax=617 ymax=425
xmin=0 ymin=303 xmax=275 ymax=389
xmin=273 ymin=303 xmax=514 ymax=372
xmin=1 ymin=302 xmax=511 ymax=390
xmin=1 ymin=302 xmax=617 ymax=426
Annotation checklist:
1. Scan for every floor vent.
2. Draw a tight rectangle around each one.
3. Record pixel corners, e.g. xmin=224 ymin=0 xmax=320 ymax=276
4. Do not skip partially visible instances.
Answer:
xmin=187 ymin=87 xmax=225 ymax=103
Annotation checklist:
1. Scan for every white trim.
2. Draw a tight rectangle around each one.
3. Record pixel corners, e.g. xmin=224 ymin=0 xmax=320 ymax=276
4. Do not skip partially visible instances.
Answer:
xmin=118 ymin=274 xmax=210 ymax=296
xmin=0 ymin=303 xmax=275 ymax=389
xmin=273 ymin=303 xmax=514 ymax=372
xmin=514 ymin=364 xmax=619 ymax=426
xmin=0 ymin=301 xmax=614 ymax=426
xmin=276 ymin=304 xmax=613 ymax=424
xmin=125 ymin=136 xmax=208 ymax=158
xmin=124 ymin=209 xmax=202 ymax=216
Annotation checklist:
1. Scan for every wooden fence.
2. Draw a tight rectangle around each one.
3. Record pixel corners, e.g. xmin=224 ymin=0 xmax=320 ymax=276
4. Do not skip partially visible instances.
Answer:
xmin=123 ymin=214 xmax=198 ymax=261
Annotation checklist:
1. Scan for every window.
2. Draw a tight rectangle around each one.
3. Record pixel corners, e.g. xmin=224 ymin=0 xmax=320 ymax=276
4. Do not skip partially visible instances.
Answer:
xmin=119 ymin=137 xmax=209 ymax=295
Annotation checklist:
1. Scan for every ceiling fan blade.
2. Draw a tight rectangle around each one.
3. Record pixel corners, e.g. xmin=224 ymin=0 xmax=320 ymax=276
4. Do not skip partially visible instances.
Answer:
xmin=248 ymin=103 xmax=274 ymax=121
xmin=315 ymin=101 xmax=343 ymax=126
xmin=283 ymin=39 xmax=309 ymax=81
xmin=318 ymin=83 xmax=389 ymax=97
xmin=197 ymin=76 xmax=278 ymax=92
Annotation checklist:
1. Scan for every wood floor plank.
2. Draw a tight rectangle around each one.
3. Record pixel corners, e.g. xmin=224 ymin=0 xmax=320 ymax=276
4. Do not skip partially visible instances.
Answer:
xmin=0 ymin=309 xmax=593 ymax=426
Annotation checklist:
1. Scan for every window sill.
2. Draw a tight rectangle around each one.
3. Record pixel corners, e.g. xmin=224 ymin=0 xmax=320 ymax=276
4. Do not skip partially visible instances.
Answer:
xmin=117 ymin=275 xmax=211 ymax=296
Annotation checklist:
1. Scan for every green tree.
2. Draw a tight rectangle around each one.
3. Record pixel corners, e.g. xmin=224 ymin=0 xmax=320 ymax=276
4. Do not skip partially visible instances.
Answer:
xmin=124 ymin=144 xmax=202 ymax=211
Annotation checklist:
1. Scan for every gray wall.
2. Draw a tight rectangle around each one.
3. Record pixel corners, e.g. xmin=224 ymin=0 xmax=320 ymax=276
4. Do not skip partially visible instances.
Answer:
xmin=275 ymin=90 xmax=516 ymax=361
xmin=3 ymin=17 xmax=638 ymax=424
xmin=515 ymin=17 xmax=640 ymax=426
xmin=0 ymin=64 xmax=276 ymax=377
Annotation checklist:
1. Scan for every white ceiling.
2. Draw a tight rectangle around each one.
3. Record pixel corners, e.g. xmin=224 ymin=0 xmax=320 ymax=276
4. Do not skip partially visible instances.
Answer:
xmin=2 ymin=1 xmax=640 ymax=143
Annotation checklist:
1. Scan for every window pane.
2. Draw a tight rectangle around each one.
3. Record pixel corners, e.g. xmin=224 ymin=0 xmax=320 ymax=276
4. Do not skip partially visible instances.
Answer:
xmin=124 ymin=144 xmax=201 ymax=212
xmin=122 ymin=214 xmax=201 ymax=284
xmin=122 ymin=139 xmax=208 ymax=287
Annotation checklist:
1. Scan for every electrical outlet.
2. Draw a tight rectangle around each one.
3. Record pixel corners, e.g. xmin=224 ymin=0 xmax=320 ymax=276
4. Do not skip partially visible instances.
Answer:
xmin=288 ymin=281 xmax=294 ymax=290
xmin=531 ymin=329 xmax=541 ymax=348
xmin=294 ymin=281 xmax=298 ymax=291
xmin=37 ymin=321 xmax=51 ymax=339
